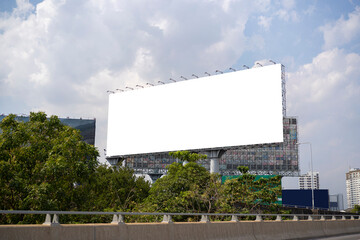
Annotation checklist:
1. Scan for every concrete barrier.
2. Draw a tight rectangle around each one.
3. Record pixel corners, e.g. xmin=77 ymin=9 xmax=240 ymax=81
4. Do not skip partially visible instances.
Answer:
xmin=1 ymin=220 xmax=360 ymax=240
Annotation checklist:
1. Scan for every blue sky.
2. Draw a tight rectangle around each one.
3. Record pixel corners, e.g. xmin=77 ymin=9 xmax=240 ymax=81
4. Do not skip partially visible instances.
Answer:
xmin=1 ymin=0 xmax=360 ymax=208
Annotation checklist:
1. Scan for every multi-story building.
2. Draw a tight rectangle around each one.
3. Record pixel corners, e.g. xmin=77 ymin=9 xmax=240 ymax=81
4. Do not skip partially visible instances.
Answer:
xmin=215 ymin=117 xmax=299 ymax=176
xmin=113 ymin=117 xmax=299 ymax=181
xmin=299 ymin=171 xmax=320 ymax=189
xmin=346 ymin=168 xmax=360 ymax=209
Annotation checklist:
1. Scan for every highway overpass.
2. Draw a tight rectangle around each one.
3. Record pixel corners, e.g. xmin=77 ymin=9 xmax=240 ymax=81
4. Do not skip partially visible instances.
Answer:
xmin=1 ymin=211 xmax=360 ymax=240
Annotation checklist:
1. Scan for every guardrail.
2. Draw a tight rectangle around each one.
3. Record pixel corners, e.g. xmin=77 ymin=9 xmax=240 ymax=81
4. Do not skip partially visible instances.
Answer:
xmin=1 ymin=210 xmax=359 ymax=225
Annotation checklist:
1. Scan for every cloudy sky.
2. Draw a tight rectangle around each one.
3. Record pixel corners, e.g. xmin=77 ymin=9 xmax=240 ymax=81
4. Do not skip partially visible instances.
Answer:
xmin=1 ymin=0 xmax=360 ymax=208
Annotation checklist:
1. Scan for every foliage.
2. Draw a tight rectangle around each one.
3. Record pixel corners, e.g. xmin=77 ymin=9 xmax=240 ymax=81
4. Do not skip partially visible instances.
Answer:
xmin=169 ymin=150 xmax=207 ymax=163
xmin=140 ymin=151 xmax=220 ymax=222
xmin=351 ymin=205 xmax=360 ymax=214
xmin=88 ymin=164 xmax=150 ymax=212
xmin=141 ymin=153 xmax=282 ymax=221
xmin=0 ymin=112 xmax=99 ymax=223
xmin=218 ymin=166 xmax=282 ymax=213
xmin=143 ymin=162 xmax=210 ymax=214
xmin=0 ymin=113 xmax=99 ymax=210
xmin=0 ymin=112 xmax=150 ymax=224
xmin=0 ymin=118 xmax=283 ymax=224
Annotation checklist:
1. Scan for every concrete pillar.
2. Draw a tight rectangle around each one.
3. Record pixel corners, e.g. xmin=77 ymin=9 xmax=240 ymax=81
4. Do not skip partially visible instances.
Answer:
xmin=204 ymin=150 xmax=225 ymax=174
xmin=231 ymin=215 xmax=239 ymax=222
xmin=52 ymin=214 xmax=60 ymax=225
xmin=255 ymin=215 xmax=263 ymax=222
xmin=210 ymin=159 xmax=219 ymax=173
xmin=43 ymin=214 xmax=52 ymax=225
xmin=111 ymin=214 xmax=125 ymax=224
xmin=162 ymin=215 xmax=173 ymax=223
xmin=200 ymin=215 xmax=210 ymax=223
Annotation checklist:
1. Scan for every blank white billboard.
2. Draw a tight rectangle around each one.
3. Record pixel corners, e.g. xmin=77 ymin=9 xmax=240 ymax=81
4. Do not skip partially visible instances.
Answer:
xmin=107 ymin=64 xmax=284 ymax=157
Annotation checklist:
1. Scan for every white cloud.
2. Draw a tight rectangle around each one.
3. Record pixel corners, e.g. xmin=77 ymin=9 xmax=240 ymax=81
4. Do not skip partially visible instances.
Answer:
xmin=287 ymin=48 xmax=360 ymax=199
xmin=320 ymin=6 xmax=360 ymax=50
xmin=13 ymin=0 xmax=34 ymax=17
xmin=258 ymin=15 xmax=272 ymax=30
xmin=275 ymin=9 xmax=298 ymax=22
xmin=288 ymin=48 xmax=360 ymax=106
xmin=303 ymin=4 xmax=315 ymax=16
xmin=281 ymin=0 xmax=295 ymax=10
xmin=0 ymin=0 xmax=273 ymax=162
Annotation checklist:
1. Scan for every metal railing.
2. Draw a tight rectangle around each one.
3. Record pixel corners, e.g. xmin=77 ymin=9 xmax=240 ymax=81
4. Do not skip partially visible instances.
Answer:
xmin=1 ymin=210 xmax=359 ymax=225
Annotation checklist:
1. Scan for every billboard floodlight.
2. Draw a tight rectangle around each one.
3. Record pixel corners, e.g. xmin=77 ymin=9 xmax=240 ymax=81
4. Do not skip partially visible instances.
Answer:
xmin=204 ymin=72 xmax=211 ymax=76
xmin=106 ymin=90 xmax=115 ymax=93
xmin=180 ymin=76 xmax=188 ymax=80
xmin=169 ymin=78 xmax=176 ymax=82
xmin=243 ymin=65 xmax=249 ymax=69
xmin=229 ymin=68 xmax=236 ymax=72
xmin=146 ymin=83 xmax=154 ymax=86
xmin=215 ymin=70 xmax=223 ymax=74
xmin=125 ymin=87 xmax=134 ymax=90
xmin=192 ymin=74 xmax=199 ymax=78
xmin=256 ymin=62 xmax=263 ymax=67
xmin=158 ymin=81 xmax=165 ymax=84
xmin=269 ymin=60 xmax=276 ymax=64
xmin=136 ymin=85 xmax=144 ymax=88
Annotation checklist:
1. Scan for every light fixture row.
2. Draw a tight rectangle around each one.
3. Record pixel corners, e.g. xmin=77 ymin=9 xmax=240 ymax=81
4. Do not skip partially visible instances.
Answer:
xmin=107 ymin=60 xmax=277 ymax=93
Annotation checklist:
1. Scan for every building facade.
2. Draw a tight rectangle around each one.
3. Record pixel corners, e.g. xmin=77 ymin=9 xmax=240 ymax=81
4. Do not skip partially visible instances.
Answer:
xmin=329 ymin=194 xmax=344 ymax=211
xmin=0 ymin=115 xmax=96 ymax=145
xmin=299 ymin=171 xmax=320 ymax=189
xmin=114 ymin=117 xmax=299 ymax=180
xmin=346 ymin=168 xmax=360 ymax=209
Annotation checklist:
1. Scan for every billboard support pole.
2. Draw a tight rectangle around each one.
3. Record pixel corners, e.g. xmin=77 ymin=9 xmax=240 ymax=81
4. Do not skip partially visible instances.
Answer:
xmin=210 ymin=158 xmax=219 ymax=174
xmin=204 ymin=150 xmax=225 ymax=174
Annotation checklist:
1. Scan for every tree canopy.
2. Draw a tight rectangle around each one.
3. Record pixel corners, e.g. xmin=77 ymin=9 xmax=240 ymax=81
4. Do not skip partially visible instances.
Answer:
xmin=219 ymin=166 xmax=282 ymax=213
xmin=0 ymin=114 xmax=282 ymax=223
xmin=143 ymin=161 xmax=212 ymax=213
xmin=0 ymin=112 xmax=99 ymax=212
xmin=0 ymin=112 xmax=150 ymax=223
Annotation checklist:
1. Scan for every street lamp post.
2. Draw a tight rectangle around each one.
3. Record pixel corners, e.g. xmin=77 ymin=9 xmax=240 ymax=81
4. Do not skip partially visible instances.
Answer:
xmin=298 ymin=142 xmax=314 ymax=210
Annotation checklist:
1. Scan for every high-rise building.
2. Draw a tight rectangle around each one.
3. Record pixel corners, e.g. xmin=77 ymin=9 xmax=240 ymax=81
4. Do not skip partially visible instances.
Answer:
xmin=329 ymin=194 xmax=344 ymax=211
xmin=346 ymin=168 xmax=360 ymax=209
xmin=110 ymin=117 xmax=299 ymax=181
xmin=299 ymin=171 xmax=319 ymax=189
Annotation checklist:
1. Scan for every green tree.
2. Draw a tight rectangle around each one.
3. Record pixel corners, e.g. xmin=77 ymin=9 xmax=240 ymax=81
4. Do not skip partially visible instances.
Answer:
xmin=0 ymin=112 xmax=99 ymax=223
xmin=142 ymin=151 xmax=212 ymax=218
xmin=219 ymin=166 xmax=282 ymax=213
xmin=351 ymin=205 xmax=360 ymax=214
xmin=169 ymin=151 xmax=207 ymax=163
xmin=89 ymin=164 xmax=150 ymax=212
xmin=143 ymin=162 xmax=210 ymax=213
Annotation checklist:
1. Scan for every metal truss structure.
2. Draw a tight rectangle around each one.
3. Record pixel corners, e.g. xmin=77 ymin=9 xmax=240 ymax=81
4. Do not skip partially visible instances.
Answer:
xmin=282 ymin=64 xmax=287 ymax=116
xmin=118 ymin=117 xmax=299 ymax=178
